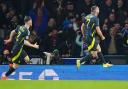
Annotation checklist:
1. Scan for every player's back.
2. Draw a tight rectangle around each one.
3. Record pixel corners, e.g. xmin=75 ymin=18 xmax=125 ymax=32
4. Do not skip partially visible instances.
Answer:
xmin=14 ymin=25 xmax=30 ymax=47
xmin=84 ymin=14 xmax=99 ymax=39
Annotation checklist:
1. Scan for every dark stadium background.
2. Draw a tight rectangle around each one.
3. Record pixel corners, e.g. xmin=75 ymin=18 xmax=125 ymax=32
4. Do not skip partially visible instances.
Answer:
xmin=0 ymin=0 xmax=128 ymax=64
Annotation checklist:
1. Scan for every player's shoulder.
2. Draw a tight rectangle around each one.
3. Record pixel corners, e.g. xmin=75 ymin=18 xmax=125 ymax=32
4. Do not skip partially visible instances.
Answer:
xmin=15 ymin=25 xmax=21 ymax=33
xmin=83 ymin=14 xmax=91 ymax=21
xmin=93 ymin=15 xmax=99 ymax=20
xmin=22 ymin=25 xmax=27 ymax=30
xmin=18 ymin=25 xmax=28 ymax=34
xmin=85 ymin=14 xmax=92 ymax=19
xmin=90 ymin=16 xmax=99 ymax=24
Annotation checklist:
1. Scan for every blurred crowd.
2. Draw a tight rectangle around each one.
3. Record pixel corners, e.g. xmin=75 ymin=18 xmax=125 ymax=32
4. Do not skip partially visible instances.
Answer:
xmin=0 ymin=0 xmax=128 ymax=63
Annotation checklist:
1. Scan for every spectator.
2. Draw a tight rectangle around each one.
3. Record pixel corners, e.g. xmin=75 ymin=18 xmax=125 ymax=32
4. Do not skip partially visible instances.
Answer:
xmin=43 ymin=18 xmax=58 ymax=52
xmin=101 ymin=12 xmax=116 ymax=54
xmin=108 ymin=23 xmax=123 ymax=54
xmin=0 ymin=3 xmax=8 ymax=29
xmin=75 ymin=31 xmax=83 ymax=57
xmin=45 ymin=18 xmax=57 ymax=35
xmin=29 ymin=0 xmax=49 ymax=38
xmin=121 ymin=21 xmax=128 ymax=54
xmin=46 ymin=0 xmax=61 ymax=17
xmin=76 ymin=0 xmax=94 ymax=16
xmin=115 ymin=0 xmax=127 ymax=25
xmin=63 ymin=1 xmax=76 ymax=19
xmin=115 ymin=23 xmax=124 ymax=54
xmin=62 ymin=13 xmax=74 ymax=30
xmin=9 ymin=15 xmax=19 ymax=30
xmin=43 ymin=49 xmax=62 ymax=65
xmin=100 ymin=0 xmax=115 ymax=24
xmin=46 ymin=0 xmax=63 ymax=25
xmin=106 ymin=12 xmax=116 ymax=30
xmin=0 ymin=37 xmax=4 ymax=64
xmin=47 ymin=27 xmax=62 ymax=52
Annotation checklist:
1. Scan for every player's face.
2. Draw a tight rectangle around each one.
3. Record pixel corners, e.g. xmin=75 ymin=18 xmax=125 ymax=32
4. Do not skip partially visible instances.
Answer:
xmin=96 ymin=7 xmax=99 ymax=15
xmin=28 ymin=19 xmax=32 ymax=27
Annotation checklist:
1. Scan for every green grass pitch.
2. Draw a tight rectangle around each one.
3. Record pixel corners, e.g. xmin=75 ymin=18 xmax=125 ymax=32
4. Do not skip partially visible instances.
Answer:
xmin=0 ymin=80 xmax=128 ymax=89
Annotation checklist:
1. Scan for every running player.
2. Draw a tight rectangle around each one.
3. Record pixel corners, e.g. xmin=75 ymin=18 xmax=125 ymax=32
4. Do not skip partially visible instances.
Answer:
xmin=76 ymin=6 xmax=105 ymax=69
xmin=1 ymin=16 xmax=39 ymax=80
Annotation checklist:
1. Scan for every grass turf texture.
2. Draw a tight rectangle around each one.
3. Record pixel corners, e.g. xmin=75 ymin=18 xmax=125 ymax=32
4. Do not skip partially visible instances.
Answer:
xmin=0 ymin=80 xmax=128 ymax=89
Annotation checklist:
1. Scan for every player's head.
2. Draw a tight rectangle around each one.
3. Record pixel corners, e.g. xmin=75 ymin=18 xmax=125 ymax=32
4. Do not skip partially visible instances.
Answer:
xmin=91 ymin=5 xmax=99 ymax=16
xmin=24 ymin=16 xmax=32 ymax=27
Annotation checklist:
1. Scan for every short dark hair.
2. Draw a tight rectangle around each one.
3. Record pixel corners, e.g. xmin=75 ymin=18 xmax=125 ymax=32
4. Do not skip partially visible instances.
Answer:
xmin=24 ymin=16 xmax=32 ymax=23
xmin=91 ymin=5 xmax=98 ymax=12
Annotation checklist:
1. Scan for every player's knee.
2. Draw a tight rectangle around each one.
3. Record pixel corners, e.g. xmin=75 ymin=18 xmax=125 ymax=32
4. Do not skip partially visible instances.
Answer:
xmin=91 ymin=51 xmax=98 ymax=59
xmin=24 ymin=56 xmax=30 ymax=63
xmin=13 ymin=63 xmax=19 ymax=69
xmin=97 ymin=44 xmax=101 ymax=52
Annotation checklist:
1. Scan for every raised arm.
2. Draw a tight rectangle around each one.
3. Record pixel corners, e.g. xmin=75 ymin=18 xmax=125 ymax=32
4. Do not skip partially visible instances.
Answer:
xmin=24 ymin=40 xmax=39 ymax=49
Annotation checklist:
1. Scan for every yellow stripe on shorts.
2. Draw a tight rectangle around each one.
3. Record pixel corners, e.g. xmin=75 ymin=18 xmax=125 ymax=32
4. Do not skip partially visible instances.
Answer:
xmin=88 ymin=37 xmax=95 ymax=51
xmin=12 ymin=48 xmax=23 ymax=62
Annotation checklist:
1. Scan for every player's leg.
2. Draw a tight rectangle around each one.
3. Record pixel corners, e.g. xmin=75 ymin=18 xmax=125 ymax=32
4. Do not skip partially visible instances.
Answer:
xmin=89 ymin=38 xmax=99 ymax=64
xmin=77 ymin=50 xmax=93 ymax=69
xmin=81 ymin=50 xmax=93 ymax=62
xmin=76 ymin=38 xmax=95 ymax=69
xmin=96 ymin=44 xmax=113 ymax=67
xmin=92 ymin=37 xmax=107 ymax=64
xmin=97 ymin=44 xmax=106 ymax=63
xmin=90 ymin=51 xmax=98 ymax=64
xmin=3 ymin=63 xmax=19 ymax=78
xmin=1 ymin=47 xmax=23 ymax=80
xmin=91 ymin=37 xmax=110 ymax=65
xmin=22 ymin=50 xmax=31 ymax=64
xmin=76 ymin=43 xmax=87 ymax=69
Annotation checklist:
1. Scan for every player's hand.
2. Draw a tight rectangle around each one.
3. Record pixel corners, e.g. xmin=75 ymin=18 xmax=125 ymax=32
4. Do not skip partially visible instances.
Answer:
xmin=101 ymin=36 xmax=105 ymax=41
xmin=4 ymin=39 xmax=12 ymax=44
xmin=33 ymin=42 xmax=39 ymax=49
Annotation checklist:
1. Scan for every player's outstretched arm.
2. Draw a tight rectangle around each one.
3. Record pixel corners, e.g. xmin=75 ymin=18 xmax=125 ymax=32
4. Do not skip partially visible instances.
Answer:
xmin=96 ymin=26 xmax=105 ymax=40
xmin=81 ymin=23 xmax=86 ymax=42
xmin=81 ymin=23 xmax=85 ymax=37
xmin=24 ymin=40 xmax=39 ymax=49
xmin=4 ymin=30 xmax=16 ymax=44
